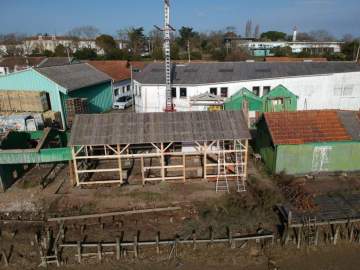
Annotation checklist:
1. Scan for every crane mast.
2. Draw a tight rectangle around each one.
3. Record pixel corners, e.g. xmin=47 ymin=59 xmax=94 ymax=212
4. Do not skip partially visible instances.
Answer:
xmin=164 ymin=0 xmax=173 ymax=111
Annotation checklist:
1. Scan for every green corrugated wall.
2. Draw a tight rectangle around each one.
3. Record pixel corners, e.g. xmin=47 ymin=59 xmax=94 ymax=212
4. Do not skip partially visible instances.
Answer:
xmin=224 ymin=88 xmax=263 ymax=111
xmin=0 ymin=69 xmax=113 ymax=128
xmin=0 ymin=69 xmax=66 ymax=114
xmin=262 ymin=85 xmax=298 ymax=112
xmin=275 ymin=142 xmax=360 ymax=175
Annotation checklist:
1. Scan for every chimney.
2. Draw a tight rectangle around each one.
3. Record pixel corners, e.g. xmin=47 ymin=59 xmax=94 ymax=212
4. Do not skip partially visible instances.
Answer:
xmin=293 ymin=26 xmax=297 ymax=42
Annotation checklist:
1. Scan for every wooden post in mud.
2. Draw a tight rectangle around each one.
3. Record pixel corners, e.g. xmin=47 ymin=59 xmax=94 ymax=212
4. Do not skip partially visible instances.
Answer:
xmin=315 ymin=226 xmax=320 ymax=246
xmin=210 ymin=226 xmax=214 ymax=246
xmin=297 ymin=227 xmax=302 ymax=249
xmin=334 ymin=226 xmax=340 ymax=245
xmin=134 ymin=234 xmax=138 ymax=258
xmin=77 ymin=241 xmax=82 ymax=264
xmin=97 ymin=243 xmax=102 ymax=262
xmin=156 ymin=232 xmax=160 ymax=254
xmin=192 ymin=230 xmax=197 ymax=250
xmin=116 ymin=237 xmax=121 ymax=260
xmin=349 ymin=225 xmax=354 ymax=242
xmin=1 ymin=250 xmax=8 ymax=267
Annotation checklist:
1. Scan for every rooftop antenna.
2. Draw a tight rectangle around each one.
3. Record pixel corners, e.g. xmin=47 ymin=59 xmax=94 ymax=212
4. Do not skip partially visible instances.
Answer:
xmin=155 ymin=0 xmax=176 ymax=112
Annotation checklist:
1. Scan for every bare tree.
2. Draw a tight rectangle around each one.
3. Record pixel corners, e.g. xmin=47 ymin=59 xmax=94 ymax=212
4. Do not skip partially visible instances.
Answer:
xmin=309 ymin=30 xmax=335 ymax=42
xmin=67 ymin=26 xmax=99 ymax=39
xmin=245 ymin=20 xmax=253 ymax=38
xmin=254 ymin=25 xmax=260 ymax=39
xmin=342 ymin=33 xmax=354 ymax=42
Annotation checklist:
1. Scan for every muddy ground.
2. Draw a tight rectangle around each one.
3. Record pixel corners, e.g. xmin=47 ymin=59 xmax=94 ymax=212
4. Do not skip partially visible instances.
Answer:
xmin=1 ymin=158 xmax=360 ymax=269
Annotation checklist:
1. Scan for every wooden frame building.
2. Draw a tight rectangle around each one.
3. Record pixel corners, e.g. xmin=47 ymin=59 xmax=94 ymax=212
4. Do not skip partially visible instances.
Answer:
xmin=68 ymin=111 xmax=251 ymax=189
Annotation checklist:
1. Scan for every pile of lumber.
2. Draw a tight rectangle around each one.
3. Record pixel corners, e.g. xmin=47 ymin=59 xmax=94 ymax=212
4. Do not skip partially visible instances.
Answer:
xmin=65 ymin=98 xmax=88 ymax=128
xmin=280 ymin=181 xmax=317 ymax=212
xmin=0 ymin=90 xmax=49 ymax=112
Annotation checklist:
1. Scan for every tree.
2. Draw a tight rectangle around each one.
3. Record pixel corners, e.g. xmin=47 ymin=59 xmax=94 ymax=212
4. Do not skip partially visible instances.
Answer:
xmin=254 ymin=25 xmax=260 ymax=39
xmin=261 ymin=31 xmax=287 ymax=41
xmin=54 ymin=44 xmax=68 ymax=57
xmin=95 ymin=34 xmax=118 ymax=55
xmin=341 ymin=40 xmax=360 ymax=61
xmin=245 ymin=20 xmax=253 ymax=38
xmin=73 ymin=47 xmax=97 ymax=60
xmin=225 ymin=47 xmax=250 ymax=61
xmin=127 ymin=27 xmax=146 ymax=55
xmin=342 ymin=34 xmax=354 ymax=42
xmin=296 ymin=32 xmax=314 ymax=42
xmin=67 ymin=25 xmax=99 ymax=39
xmin=309 ymin=30 xmax=335 ymax=42
xmin=177 ymin=27 xmax=199 ymax=48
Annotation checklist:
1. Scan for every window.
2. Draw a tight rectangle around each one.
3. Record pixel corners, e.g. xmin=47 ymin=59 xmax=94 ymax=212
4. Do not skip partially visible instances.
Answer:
xmin=220 ymin=87 xmax=228 ymax=97
xmin=171 ymin=87 xmax=177 ymax=98
xmin=263 ymin=86 xmax=271 ymax=96
xmin=114 ymin=89 xmax=119 ymax=96
xmin=180 ymin=88 xmax=187 ymax=98
xmin=252 ymin=86 xmax=260 ymax=96
xmin=210 ymin=88 xmax=217 ymax=96
xmin=127 ymin=85 xmax=130 ymax=92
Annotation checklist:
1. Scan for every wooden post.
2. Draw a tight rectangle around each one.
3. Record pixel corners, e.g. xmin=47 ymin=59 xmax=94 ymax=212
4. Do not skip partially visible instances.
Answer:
xmin=334 ymin=225 xmax=340 ymax=245
xmin=117 ymin=145 xmax=123 ymax=184
xmin=77 ymin=241 xmax=82 ymax=264
xmin=134 ymin=234 xmax=138 ymax=258
xmin=210 ymin=226 xmax=214 ymax=246
xmin=182 ymin=155 xmax=186 ymax=183
xmin=160 ymin=143 xmax=165 ymax=182
xmin=297 ymin=227 xmax=302 ymax=249
xmin=116 ymin=237 xmax=121 ymax=260
xmin=156 ymin=232 xmax=160 ymax=254
xmin=1 ymin=250 xmax=8 ymax=267
xmin=72 ymin=147 xmax=80 ymax=186
xmin=97 ymin=243 xmax=102 ymax=262
xmin=141 ymin=157 xmax=145 ymax=186
xmin=192 ymin=230 xmax=196 ymax=250
xmin=203 ymin=143 xmax=207 ymax=180
xmin=315 ymin=226 xmax=320 ymax=246
xmin=349 ymin=225 xmax=354 ymax=242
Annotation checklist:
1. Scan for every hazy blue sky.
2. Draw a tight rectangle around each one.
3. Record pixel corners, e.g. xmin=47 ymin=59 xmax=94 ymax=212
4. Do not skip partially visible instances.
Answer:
xmin=1 ymin=0 xmax=360 ymax=37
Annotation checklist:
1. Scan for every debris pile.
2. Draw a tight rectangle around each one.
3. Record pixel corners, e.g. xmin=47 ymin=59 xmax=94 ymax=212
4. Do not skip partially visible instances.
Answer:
xmin=280 ymin=181 xmax=317 ymax=212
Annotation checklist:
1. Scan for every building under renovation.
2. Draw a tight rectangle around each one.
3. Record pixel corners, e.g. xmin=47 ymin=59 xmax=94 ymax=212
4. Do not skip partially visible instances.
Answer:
xmin=68 ymin=111 xmax=251 ymax=192
xmin=256 ymin=110 xmax=360 ymax=175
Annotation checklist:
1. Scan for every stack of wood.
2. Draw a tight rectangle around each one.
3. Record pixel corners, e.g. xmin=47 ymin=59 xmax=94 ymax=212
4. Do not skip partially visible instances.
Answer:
xmin=0 ymin=90 xmax=49 ymax=112
xmin=281 ymin=181 xmax=317 ymax=212
xmin=65 ymin=98 xmax=88 ymax=128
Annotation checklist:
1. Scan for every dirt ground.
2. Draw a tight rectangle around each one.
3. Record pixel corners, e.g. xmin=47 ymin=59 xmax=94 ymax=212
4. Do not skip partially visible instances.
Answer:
xmin=1 ymin=157 xmax=360 ymax=269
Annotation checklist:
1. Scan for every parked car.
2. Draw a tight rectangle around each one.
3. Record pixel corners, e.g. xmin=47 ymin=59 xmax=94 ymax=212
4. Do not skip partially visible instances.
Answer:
xmin=113 ymin=96 xmax=133 ymax=110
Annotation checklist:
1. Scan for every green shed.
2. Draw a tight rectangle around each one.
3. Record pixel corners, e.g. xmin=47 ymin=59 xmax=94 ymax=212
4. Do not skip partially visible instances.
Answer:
xmin=224 ymin=87 xmax=263 ymax=112
xmin=255 ymin=110 xmax=360 ymax=175
xmin=0 ymin=63 xmax=112 ymax=128
xmin=262 ymin=84 xmax=298 ymax=112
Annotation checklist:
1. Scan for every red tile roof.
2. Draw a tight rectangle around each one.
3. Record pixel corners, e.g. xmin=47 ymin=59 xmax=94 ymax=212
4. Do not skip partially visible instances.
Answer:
xmin=264 ymin=110 xmax=352 ymax=145
xmin=87 ymin=60 xmax=130 ymax=82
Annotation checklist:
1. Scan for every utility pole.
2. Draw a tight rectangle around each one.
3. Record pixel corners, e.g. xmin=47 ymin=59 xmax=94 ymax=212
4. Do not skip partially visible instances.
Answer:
xmin=155 ymin=0 xmax=176 ymax=112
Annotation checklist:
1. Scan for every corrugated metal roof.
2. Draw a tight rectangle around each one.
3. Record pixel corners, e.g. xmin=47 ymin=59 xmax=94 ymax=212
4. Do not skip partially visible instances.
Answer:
xmin=35 ymin=63 xmax=111 ymax=92
xmin=134 ymin=62 xmax=360 ymax=85
xmin=337 ymin=111 xmax=360 ymax=141
xmin=69 ymin=111 xmax=251 ymax=146
xmin=37 ymin=57 xmax=76 ymax=68
xmin=264 ymin=110 xmax=353 ymax=145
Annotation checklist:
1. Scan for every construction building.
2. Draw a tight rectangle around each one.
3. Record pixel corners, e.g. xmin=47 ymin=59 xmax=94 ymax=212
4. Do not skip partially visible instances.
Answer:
xmin=255 ymin=110 xmax=360 ymax=175
xmin=0 ymin=63 xmax=113 ymax=128
xmin=133 ymin=62 xmax=360 ymax=113
xmin=68 ymin=111 xmax=250 ymax=192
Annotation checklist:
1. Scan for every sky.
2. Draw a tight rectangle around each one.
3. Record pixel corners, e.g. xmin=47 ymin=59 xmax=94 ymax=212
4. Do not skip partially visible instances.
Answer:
xmin=1 ymin=0 xmax=360 ymax=37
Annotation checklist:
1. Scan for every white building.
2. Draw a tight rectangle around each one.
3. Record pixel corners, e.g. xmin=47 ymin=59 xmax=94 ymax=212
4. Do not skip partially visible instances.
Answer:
xmin=133 ymin=62 xmax=360 ymax=112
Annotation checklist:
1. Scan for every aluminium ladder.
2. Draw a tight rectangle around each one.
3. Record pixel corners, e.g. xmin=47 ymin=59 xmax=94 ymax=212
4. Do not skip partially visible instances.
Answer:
xmin=235 ymin=141 xmax=246 ymax=192
xmin=216 ymin=141 xmax=229 ymax=193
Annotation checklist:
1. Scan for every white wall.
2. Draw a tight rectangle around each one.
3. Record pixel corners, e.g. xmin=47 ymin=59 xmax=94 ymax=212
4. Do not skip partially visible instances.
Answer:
xmin=134 ymin=71 xmax=360 ymax=112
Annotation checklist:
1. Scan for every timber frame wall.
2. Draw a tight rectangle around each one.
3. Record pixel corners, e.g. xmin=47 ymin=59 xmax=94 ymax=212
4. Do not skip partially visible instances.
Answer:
xmin=71 ymin=139 xmax=249 ymax=187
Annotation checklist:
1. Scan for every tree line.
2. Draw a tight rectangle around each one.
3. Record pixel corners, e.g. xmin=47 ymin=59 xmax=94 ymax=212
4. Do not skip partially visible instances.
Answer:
xmin=1 ymin=25 xmax=359 ymax=61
